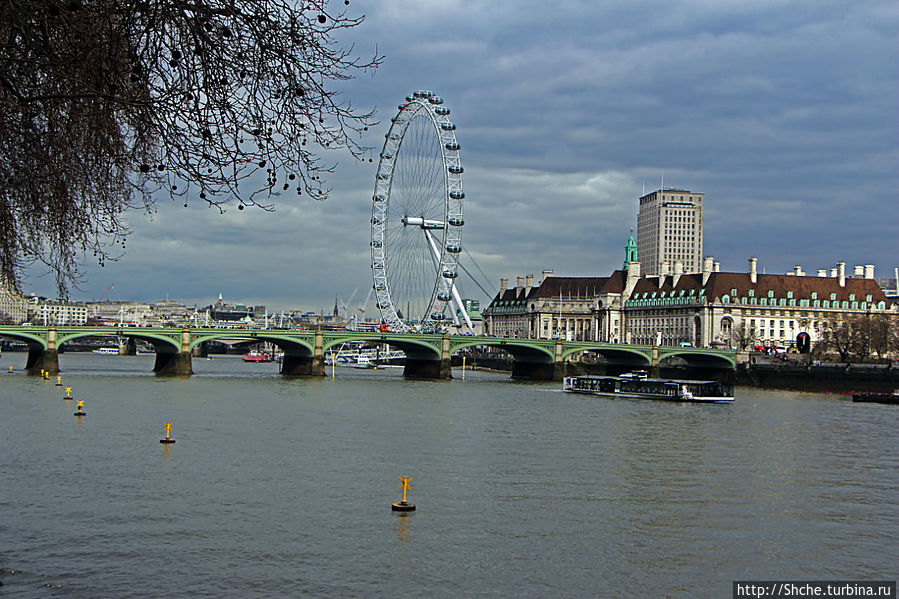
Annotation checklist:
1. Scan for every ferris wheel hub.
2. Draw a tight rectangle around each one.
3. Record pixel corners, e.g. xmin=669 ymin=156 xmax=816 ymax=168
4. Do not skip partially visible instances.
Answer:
xmin=402 ymin=216 xmax=446 ymax=230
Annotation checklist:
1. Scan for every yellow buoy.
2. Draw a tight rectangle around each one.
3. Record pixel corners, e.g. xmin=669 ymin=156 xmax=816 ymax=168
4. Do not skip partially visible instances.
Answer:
xmin=8 ymin=365 xmax=12 ymax=374
xmin=63 ymin=387 xmax=73 ymax=400
xmin=74 ymin=400 xmax=86 ymax=417
xmin=56 ymin=375 xmax=62 ymax=387
xmin=160 ymin=422 xmax=176 ymax=444
xmin=391 ymin=476 xmax=416 ymax=512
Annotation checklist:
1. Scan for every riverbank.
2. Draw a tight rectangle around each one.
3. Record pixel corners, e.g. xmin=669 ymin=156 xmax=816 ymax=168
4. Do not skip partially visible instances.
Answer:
xmin=465 ymin=353 xmax=899 ymax=394
xmin=735 ymin=363 xmax=898 ymax=394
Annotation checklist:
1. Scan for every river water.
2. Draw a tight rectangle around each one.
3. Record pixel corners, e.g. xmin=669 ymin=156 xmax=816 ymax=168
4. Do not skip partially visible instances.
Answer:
xmin=0 ymin=353 xmax=895 ymax=598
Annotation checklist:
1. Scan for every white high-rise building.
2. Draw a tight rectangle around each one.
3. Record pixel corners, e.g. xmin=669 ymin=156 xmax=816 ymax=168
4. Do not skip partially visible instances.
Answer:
xmin=636 ymin=188 xmax=704 ymax=276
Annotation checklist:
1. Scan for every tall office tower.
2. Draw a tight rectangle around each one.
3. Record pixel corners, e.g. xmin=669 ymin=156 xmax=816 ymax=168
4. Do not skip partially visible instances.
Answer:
xmin=636 ymin=188 xmax=704 ymax=276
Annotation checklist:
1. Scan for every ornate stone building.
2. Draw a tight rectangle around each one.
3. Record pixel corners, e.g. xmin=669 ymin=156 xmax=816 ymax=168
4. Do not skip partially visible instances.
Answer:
xmin=483 ymin=247 xmax=894 ymax=349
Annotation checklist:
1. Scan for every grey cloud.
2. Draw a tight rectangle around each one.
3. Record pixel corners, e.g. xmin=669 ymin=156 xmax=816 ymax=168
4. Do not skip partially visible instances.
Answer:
xmin=27 ymin=0 xmax=898 ymax=309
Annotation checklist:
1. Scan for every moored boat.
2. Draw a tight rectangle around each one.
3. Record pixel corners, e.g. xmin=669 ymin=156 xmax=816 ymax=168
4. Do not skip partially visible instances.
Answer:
xmin=242 ymin=350 xmax=272 ymax=363
xmin=351 ymin=356 xmax=377 ymax=369
xmin=92 ymin=347 xmax=119 ymax=355
xmin=563 ymin=372 xmax=733 ymax=403
xmin=851 ymin=390 xmax=899 ymax=405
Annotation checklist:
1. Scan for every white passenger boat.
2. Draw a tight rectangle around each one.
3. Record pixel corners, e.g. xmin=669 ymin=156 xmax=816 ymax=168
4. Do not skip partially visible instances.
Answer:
xmin=92 ymin=347 xmax=119 ymax=355
xmin=563 ymin=371 xmax=733 ymax=403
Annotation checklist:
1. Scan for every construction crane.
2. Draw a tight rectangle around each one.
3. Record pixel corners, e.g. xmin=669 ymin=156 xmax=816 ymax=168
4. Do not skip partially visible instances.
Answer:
xmin=355 ymin=287 xmax=375 ymax=315
xmin=94 ymin=282 xmax=114 ymax=302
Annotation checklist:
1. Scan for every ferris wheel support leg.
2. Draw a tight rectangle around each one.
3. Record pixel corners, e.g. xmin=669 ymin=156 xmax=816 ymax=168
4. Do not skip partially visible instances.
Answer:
xmin=449 ymin=281 xmax=474 ymax=333
xmin=424 ymin=229 xmax=473 ymax=333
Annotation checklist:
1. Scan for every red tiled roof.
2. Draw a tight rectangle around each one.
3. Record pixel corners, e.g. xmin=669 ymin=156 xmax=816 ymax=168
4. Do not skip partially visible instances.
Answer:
xmin=488 ymin=271 xmax=629 ymax=306
xmin=630 ymin=271 xmax=888 ymax=302
xmin=703 ymin=272 xmax=887 ymax=302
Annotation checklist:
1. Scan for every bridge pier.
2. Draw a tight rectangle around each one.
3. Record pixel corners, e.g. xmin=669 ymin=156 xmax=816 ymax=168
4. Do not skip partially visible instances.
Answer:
xmin=153 ymin=352 xmax=193 ymax=375
xmin=26 ymin=347 xmax=59 ymax=374
xmin=402 ymin=335 xmax=452 ymax=379
xmin=281 ymin=354 xmax=325 ymax=376
xmin=120 ymin=337 xmax=137 ymax=356
xmin=510 ymin=360 xmax=559 ymax=380
xmin=280 ymin=330 xmax=324 ymax=376
xmin=153 ymin=329 xmax=193 ymax=375
xmin=650 ymin=345 xmax=661 ymax=378
xmin=26 ymin=326 xmax=59 ymax=374
xmin=509 ymin=340 xmax=565 ymax=381
xmin=403 ymin=357 xmax=452 ymax=379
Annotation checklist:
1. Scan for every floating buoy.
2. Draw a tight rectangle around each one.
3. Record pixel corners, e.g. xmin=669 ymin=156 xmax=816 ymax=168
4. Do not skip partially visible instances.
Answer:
xmin=391 ymin=476 xmax=416 ymax=512
xmin=74 ymin=400 xmax=86 ymax=417
xmin=160 ymin=422 xmax=176 ymax=444
xmin=56 ymin=375 xmax=62 ymax=387
xmin=63 ymin=387 xmax=73 ymax=400
xmin=8 ymin=365 xmax=13 ymax=374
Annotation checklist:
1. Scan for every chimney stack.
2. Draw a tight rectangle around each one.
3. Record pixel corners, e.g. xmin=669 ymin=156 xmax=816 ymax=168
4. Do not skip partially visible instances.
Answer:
xmin=749 ymin=257 xmax=758 ymax=284
xmin=702 ymin=256 xmax=714 ymax=285
xmin=713 ymin=261 xmax=720 ymax=272
xmin=853 ymin=265 xmax=864 ymax=277
xmin=673 ymin=261 xmax=683 ymax=287
xmin=837 ymin=262 xmax=846 ymax=287
xmin=817 ymin=269 xmax=827 ymax=277
xmin=793 ymin=266 xmax=804 ymax=276
xmin=541 ymin=269 xmax=554 ymax=283
xmin=526 ymin=274 xmax=534 ymax=292
xmin=864 ymin=264 xmax=875 ymax=279
xmin=500 ymin=278 xmax=508 ymax=293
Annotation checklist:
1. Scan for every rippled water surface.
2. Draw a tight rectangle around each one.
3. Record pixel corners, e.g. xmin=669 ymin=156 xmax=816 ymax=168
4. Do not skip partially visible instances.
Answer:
xmin=1 ymin=353 xmax=896 ymax=598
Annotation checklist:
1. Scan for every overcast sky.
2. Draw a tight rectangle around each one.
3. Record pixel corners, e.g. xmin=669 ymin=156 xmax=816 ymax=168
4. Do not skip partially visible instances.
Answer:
xmin=24 ymin=0 xmax=899 ymax=312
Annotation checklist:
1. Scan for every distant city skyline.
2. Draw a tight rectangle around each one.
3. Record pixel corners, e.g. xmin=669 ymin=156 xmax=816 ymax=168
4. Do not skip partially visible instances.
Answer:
xmin=20 ymin=0 xmax=899 ymax=312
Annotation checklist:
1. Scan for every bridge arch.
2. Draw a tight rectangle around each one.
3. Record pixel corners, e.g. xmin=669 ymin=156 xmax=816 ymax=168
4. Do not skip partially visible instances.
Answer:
xmin=0 ymin=330 xmax=54 ymax=372
xmin=447 ymin=338 xmax=558 ymax=379
xmin=189 ymin=332 xmax=315 ymax=355
xmin=56 ymin=330 xmax=182 ymax=353
xmin=658 ymin=348 xmax=736 ymax=369
xmin=322 ymin=334 xmax=441 ymax=361
xmin=0 ymin=330 xmax=49 ymax=350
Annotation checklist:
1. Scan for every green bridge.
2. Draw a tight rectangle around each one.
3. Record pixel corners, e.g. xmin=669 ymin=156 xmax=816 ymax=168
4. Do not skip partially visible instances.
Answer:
xmin=0 ymin=325 xmax=736 ymax=380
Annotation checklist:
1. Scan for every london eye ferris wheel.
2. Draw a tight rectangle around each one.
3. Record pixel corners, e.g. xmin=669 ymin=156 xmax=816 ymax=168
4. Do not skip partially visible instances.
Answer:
xmin=370 ymin=90 xmax=472 ymax=333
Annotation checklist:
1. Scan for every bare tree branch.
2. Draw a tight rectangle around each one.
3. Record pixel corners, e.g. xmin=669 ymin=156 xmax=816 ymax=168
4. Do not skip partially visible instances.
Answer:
xmin=0 ymin=0 xmax=382 ymax=295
